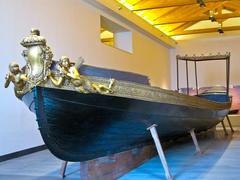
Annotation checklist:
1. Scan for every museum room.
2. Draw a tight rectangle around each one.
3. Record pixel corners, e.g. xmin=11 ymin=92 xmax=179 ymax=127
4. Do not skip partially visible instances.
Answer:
xmin=1 ymin=0 xmax=240 ymax=179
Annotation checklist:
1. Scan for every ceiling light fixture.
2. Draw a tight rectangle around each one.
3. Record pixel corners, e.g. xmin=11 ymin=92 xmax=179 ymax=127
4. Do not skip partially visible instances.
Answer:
xmin=209 ymin=10 xmax=216 ymax=22
xmin=218 ymin=23 xmax=224 ymax=34
xmin=197 ymin=0 xmax=206 ymax=7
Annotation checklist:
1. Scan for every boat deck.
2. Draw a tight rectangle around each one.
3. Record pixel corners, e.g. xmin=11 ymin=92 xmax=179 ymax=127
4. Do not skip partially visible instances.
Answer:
xmin=0 ymin=129 xmax=240 ymax=180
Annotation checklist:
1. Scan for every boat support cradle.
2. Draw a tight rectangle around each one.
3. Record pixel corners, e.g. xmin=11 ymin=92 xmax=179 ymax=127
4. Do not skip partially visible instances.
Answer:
xmin=59 ymin=126 xmax=208 ymax=179
xmin=147 ymin=124 xmax=202 ymax=180
xmin=189 ymin=129 xmax=202 ymax=154
xmin=60 ymin=161 xmax=68 ymax=178
xmin=147 ymin=124 xmax=173 ymax=180
xmin=59 ymin=117 xmax=234 ymax=179
xmin=221 ymin=115 xmax=234 ymax=136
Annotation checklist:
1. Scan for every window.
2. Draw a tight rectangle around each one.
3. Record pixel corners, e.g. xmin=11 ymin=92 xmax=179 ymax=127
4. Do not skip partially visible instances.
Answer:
xmin=100 ymin=16 xmax=132 ymax=53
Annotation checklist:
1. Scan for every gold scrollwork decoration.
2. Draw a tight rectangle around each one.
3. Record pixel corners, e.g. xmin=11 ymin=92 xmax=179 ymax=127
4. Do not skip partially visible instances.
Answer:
xmin=5 ymin=29 xmax=114 ymax=97
xmin=21 ymin=28 xmax=53 ymax=86
xmin=49 ymin=56 xmax=115 ymax=94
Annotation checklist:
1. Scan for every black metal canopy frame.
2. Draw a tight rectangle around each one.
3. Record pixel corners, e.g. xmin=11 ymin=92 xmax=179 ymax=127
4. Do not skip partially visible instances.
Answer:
xmin=176 ymin=53 xmax=231 ymax=96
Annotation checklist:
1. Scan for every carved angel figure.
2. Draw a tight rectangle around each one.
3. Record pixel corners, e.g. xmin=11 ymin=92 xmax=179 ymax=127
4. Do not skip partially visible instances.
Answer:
xmin=49 ymin=56 xmax=114 ymax=94
xmin=4 ymin=62 xmax=28 ymax=97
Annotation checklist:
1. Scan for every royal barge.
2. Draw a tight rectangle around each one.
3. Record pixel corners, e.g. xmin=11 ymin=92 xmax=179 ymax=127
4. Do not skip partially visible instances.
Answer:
xmin=5 ymin=29 xmax=231 ymax=162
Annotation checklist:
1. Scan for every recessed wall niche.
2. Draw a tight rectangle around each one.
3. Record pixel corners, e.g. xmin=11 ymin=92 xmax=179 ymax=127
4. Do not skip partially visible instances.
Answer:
xmin=100 ymin=16 xmax=133 ymax=53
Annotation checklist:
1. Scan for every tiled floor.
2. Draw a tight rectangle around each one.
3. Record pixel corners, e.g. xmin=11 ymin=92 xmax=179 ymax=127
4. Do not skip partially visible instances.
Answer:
xmin=0 ymin=130 xmax=240 ymax=180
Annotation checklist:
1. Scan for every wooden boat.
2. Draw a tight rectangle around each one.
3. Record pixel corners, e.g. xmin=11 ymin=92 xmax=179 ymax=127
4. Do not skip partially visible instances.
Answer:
xmin=5 ymin=29 xmax=231 ymax=162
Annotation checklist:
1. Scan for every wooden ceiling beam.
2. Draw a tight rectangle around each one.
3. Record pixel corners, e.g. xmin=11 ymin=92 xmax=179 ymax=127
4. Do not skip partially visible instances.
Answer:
xmin=153 ymin=7 xmax=179 ymax=21
xmin=153 ymin=4 xmax=215 ymax=27
xmin=223 ymin=3 xmax=240 ymax=12
xmin=132 ymin=0 xmax=147 ymax=6
xmin=132 ymin=0 xmax=233 ymax=11
xmin=168 ymin=22 xmax=197 ymax=33
xmin=154 ymin=5 xmax=202 ymax=22
xmin=170 ymin=14 xmax=229 ymax=36
xmin=227 ymin=1 xmax=240 ymax=8
xmin=154 ymin=12 xmax=240 ymax=25
xmin=222 ymin=4 xmax=236 ymax=12
xmin=164 ymin=3 xmax=221 ymax=34
xmin=169 ymin=25 xmax=240 ymax=36
xmin=153 ymin=2 xmax=224 ymax=25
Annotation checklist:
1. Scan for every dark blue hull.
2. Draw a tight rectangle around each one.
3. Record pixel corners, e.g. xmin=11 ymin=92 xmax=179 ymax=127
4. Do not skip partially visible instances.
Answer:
xmin=22 ymin=86 xmax=230 ymax=162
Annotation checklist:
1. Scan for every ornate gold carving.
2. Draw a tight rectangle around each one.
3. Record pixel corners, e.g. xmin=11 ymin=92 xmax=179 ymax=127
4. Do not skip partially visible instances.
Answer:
xmin=21 ymin=28 xmax=53 ymax=86
xmin=4 ymin=62 xmax=29 ymax=97
xmin=49 ymin=56 xmax=114 ymax=94
xmin=5 ymin=29 xmax=114 ymax=96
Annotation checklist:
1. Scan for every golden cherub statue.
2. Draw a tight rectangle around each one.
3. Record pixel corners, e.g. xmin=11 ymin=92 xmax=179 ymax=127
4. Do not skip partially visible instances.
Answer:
xmin=49 ymin=56 xmax=114 ymax=94
xmin=5 ymin=29 xmax=115 ymax=97
xmin=5 ymin=62 xmax=29 ymax=97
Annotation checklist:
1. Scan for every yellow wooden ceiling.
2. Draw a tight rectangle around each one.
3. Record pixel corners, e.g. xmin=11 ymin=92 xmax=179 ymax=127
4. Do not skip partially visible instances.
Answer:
xmin=116 ymin=0 xmax=240 ymax=38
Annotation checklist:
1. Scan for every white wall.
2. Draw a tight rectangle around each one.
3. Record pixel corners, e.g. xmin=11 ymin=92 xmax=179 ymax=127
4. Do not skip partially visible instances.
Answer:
xmin=171 ymin=33 xmax=240 ymax=90
xmin=115 ymin=31 xmax=133 ymax=53
xmin=0 ymin=0 xmax=171 ymax=155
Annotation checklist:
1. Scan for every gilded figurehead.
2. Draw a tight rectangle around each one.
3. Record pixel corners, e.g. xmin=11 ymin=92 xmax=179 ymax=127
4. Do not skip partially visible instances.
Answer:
xmin=5 ymin=29 xmax=114 ymax=97
xmin=21 ymin=28 xmax=53 ymax=85
xmin=5 ymin=62 xmax=28 ymax=97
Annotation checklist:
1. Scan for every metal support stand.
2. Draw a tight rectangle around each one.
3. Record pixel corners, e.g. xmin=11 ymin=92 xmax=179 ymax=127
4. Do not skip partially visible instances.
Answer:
xmin=60 ymin=161 xmax=68 ymax=178
xmin=147 ymin=124 xmax=173 ymax=180
xmin=226 ymin=115 xmax=234 ymax=133
xmin=221 ymin=121 xmax=228 ymax=135
xmin=189 ymin=129 xmax=201 ymax=154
